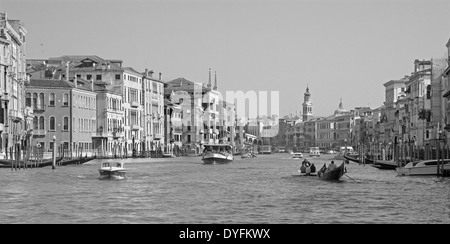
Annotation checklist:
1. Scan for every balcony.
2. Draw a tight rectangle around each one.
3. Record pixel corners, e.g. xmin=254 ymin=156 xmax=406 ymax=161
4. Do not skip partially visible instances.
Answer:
xmin=91 ymin=132 xmax=110 ymax=138
xmin=130 ymin=101 xmax=140 ymax=108
xmin=113 ymin=131 xmax=124 ymax=139
xmin=32 ymin=130 xmax=46 ymax=137
xmin=9 ymin=110 xmax=24 ymax=123
xmin=131 ymin=124 xmax=141 ymax=131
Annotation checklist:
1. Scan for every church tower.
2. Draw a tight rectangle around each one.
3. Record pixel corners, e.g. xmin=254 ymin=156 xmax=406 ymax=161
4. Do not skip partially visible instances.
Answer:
xmin=302 ymin=86 xmax=313 ymax=121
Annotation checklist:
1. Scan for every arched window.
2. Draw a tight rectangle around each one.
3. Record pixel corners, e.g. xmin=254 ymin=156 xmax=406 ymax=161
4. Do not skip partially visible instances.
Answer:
xmin=26 ymin=92 xmax=31 ymax=107
xmin=39 ymin=116 xmax=45 ymax=130
xmin=39 ymin=93 xmax=44 ymax=109
xmin=63 ymin=93 xmax=69 ymax=106
xmin=63 ymin=117 xmax=69 ymax=131
xmin=49 ymin=93 xmax=55 ymax=106
xmin=32 ymin=93 xmax=38 ymax=109
xmin=33 ymin=116 xmax=38 ymax=130
xmin=49 ymin=116 xmax=55 ymax=130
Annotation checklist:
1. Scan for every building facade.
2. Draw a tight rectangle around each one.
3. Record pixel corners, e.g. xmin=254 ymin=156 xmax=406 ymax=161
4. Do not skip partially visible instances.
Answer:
xmin=25 ymin=79 xmax=97 ymax=157
xmin=0 ymin=13 xmax=28 ymax=159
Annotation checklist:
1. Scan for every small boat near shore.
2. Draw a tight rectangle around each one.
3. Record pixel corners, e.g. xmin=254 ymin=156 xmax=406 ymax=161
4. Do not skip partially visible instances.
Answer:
xmin=396 ymin=159 xmax=450 ymax=176
xmin=317 ymin=162 xmax=346 ymax=181
xmin=372 ymin=159 xmax=398 ymax=170
xmin=98 ymin=162 xmax=127 ymax=179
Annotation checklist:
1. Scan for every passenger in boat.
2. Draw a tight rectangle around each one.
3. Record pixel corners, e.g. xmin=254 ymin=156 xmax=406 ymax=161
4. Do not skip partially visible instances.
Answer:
xmin=302 ymin=159 xmax=311 ymax=167
xmin=327 ymin=161 xmax=337 ymax=171
xmin=310 ymin=163 xmax=316 ymax=173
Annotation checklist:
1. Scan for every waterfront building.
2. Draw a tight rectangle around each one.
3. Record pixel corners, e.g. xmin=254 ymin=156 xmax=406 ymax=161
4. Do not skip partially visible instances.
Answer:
xmin=315 ymin=99 xmax=353 ymax=150
xmin=92 ymin=82 xmax=124 ymax=157
xmin=25 ymin=78 xmax=96 ymax=156
xmin=26 ymin=55 xmax=165 ymax=156
xmin=164 ymin=98 xmax=183 ymax=154
xmin=0 ymin=13 xmax=29 ymax=159
xmin=383 ymin=77 xmax=407 ymax=143
xmin=404 ymin=59 xmax=432 ymax=146
xmin=440 ymin=38 xmax=450 ymax=143
xmin=143 ymin=69 xmax=166 ymax=153
xmin=218 ymin=100 xmax=236 ymax=146
xmin=165 ymin=77 xmax=209 ymax=155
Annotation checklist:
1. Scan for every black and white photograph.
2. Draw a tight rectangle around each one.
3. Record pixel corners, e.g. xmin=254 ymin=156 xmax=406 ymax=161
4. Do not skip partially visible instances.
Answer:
xmin=1 ymin=0 xmax=449 ymax=230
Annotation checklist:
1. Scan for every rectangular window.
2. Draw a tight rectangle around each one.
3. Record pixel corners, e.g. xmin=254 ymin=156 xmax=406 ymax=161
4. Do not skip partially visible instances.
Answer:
xmin=115 ymin=74 xmax=121 ymax=80
xmin=87 ymin=74 xmax=92 ymax=80
xmin=96 ymin=74 xmax=102 ymax=81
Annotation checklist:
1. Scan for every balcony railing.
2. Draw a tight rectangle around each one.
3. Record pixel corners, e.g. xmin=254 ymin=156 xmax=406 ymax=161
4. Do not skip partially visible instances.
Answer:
xmin=9 ymin=110 xmax=24 ymax=122
xmin=92 ymin=132 xmax=110 ymax=138
xmin=32 ymin=130 xmax=46 ymax=136
xmin=113 ymin=131 xmax=124 ymax=139
xmin=131 ymin=124 xmax=141 ymax=131
xmin=130 ymin=101 xmax=140 ymax=108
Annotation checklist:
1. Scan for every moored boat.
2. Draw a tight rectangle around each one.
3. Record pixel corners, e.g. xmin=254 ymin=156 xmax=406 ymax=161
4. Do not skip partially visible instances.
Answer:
xmin=396 ymin=159 xmax=450 ymax=176
xmin=202 ymin=144 xmax=234 ymax=164
xmin=372 ymin=159 xmax=398 ymax=170
xmin=343 ymin=153 xmax=360 ymax=164
xmin=98 ymin=162 xmax=127 ymax=179
xmin=317 ymin=162 xmax=346 ymax=181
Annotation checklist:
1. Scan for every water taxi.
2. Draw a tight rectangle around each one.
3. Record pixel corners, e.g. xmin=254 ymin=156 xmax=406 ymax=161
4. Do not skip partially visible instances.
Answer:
xmin=309 ymin=147 xmax=320 ymax=157
xmin=98 ymin=162 xmax=127 ymax=179
xmin=202 ymin=144 xmax=234 ymax=164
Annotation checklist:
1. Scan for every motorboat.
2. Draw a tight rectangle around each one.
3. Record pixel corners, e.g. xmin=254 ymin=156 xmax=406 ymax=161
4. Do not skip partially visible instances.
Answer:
xmin=309 ymin=147 xmax=320 ymax=157
xmin=98 ymin=162 xmax=127 ymax=179
xmin=292 ymin=152 xmax=303 ymax=159
xmin=396 ymin=159 xmax=450 ymax=176
xmin=202 ymin=144 xmax=234 ymax=164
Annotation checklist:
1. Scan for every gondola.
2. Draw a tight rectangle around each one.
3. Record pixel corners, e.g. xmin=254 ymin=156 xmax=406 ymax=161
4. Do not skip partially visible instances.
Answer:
xmin=371 ymin=160 xmax=398 ymax=170
xmin=317 ymin=162 xmax=346 ymax=181
xmin=0 ymin=154 xmax=64 ymax=168
xmin=343 ymin=153 xmax=360 ymax=164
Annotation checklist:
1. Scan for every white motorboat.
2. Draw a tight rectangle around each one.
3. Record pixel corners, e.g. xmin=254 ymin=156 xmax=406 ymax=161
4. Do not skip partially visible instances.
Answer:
xmin=202 ymin=144 xmax=234 ymax=164
xmin=396 ymin=159 xmax=450 ymax=176
xmin=309 ymin=147 xmax=320 ymax=157
xmin=292 ymin=152 xmax=303 ymax=159
xmin=98 ymin=162 xmax=127 ymax=179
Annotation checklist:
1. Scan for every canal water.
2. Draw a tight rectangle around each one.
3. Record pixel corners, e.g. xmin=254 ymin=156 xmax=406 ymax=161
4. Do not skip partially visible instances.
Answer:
xmin=0 ymin=154 xmax=449 ymax=224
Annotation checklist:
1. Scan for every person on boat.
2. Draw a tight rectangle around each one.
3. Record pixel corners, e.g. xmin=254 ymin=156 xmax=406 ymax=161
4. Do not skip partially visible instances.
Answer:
xmin=327 ymin=161 xmax=337 ymax=172
xmin=302 ymin=159 xmax=311 ymax=167
xmin=310 ymin=163 xmax=316 ymax=173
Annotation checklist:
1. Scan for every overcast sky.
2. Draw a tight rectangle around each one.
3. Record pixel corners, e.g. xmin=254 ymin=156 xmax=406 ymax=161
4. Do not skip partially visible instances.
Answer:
xmin=1 ymin=0 xmax=449 ymax=117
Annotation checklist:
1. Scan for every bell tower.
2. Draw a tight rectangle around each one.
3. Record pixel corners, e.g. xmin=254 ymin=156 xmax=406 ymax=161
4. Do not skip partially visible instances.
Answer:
xmin=302 ymin=86 xmax=313 ymax=121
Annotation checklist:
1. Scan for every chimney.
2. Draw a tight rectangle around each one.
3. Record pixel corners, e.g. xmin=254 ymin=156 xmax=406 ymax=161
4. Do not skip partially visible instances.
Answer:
xmin=107 ymin=61 xmax=110 ymax=70
xmin=159 ymin=72 xmax=162 ymax=80
xmin=213 ymin=71 xmax=218 ymax=90
xmin=74 ymin=75 xmax=77 ymax=88
xmin=207 ymin=68 xmax=212 ymax=89
xmin=91 ymin=78 xmax=94 ymax=92
xmin=145 ymin=68 xmax=148 ymax=77
xmin=149 ymin=70 xmax=154 ymax=78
